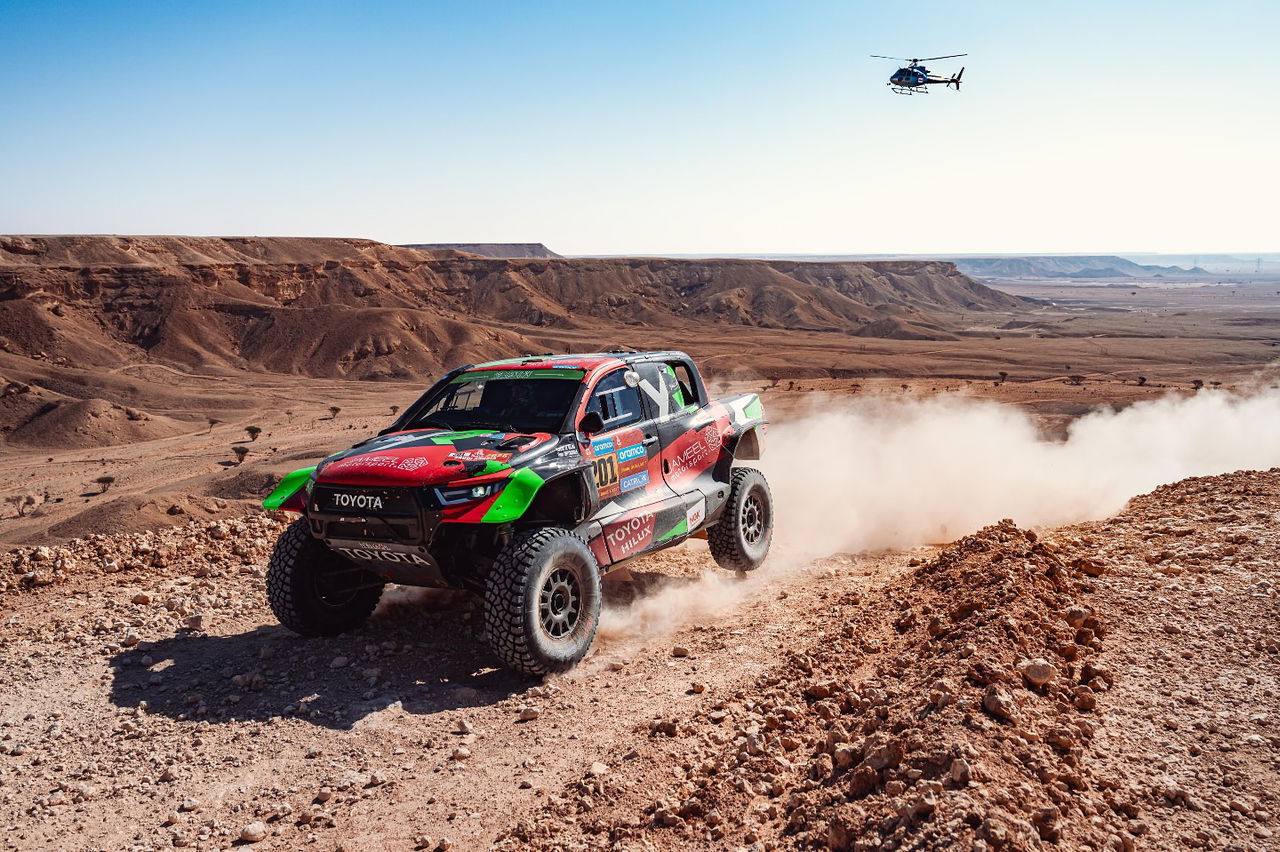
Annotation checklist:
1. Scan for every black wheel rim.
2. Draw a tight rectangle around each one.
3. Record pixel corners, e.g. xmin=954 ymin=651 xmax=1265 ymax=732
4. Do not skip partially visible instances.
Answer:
xmin=742 ymin=491 xmax=766 ymax=545
xmin=539 ymin=562 xmax=582 ymax=639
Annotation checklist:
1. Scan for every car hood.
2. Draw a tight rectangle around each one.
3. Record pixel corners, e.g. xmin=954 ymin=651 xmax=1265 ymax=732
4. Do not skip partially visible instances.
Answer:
xmin=315 ymin=429 xmax=556 ymax=488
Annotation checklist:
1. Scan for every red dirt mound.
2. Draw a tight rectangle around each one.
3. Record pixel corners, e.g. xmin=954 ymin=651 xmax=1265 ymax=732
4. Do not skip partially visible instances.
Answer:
xmin=500 ymin=522 xmax=1125 ymax=851
xmin=30 ymin=494 xmax=249 ymax=545
xmin=5 ymin=397 xmax=191 ymax=449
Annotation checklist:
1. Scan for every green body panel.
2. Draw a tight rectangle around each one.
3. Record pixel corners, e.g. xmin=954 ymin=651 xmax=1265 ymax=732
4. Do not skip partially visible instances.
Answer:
xmin=743 ymin=397 xmax=764 ymax=421
xmin=480 ymin=467 xmax=545 ymax=524
xmin=262 ymin=466 xmax=316 ymax=511
xmin=656 ymin=517 xmax=688 ymax=544
xmin=429 ymin=429 xmax=496 ymax=444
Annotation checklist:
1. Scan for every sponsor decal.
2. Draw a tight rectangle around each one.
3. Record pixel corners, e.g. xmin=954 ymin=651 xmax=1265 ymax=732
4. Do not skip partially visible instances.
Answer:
xmin=668 ymin=436 xmax=715 ymax=477
xmin=329 ymin=492 xmax=384 ymax=511
xmin=619 ymin=458 xmax=647 ymax=478
xmin=617 ymin=443 xmax=646 ymax=464
xmin=686 ymin=496 xmax=706 ymax=530
xmin=327 ymin=454 xmax=397 ymax=472
xmin=448 ymin=449 xmax=512 ymax=462
xmin=663 ymin=420 xmax=729 ymax=480
xmin=326 ymin=453 xmax=441 ymax=474
xmin=334 ymin=546 xmax=431 ymax=566
xmin=593 ymin=453 xmax=621 ymax=499
xmin=620 ymin=470 xmax=649 ymax=492
xmin=605 ymin=512 xmax=655 ymax=559
xmin=592 ymin=435 xmax=649 ymax=498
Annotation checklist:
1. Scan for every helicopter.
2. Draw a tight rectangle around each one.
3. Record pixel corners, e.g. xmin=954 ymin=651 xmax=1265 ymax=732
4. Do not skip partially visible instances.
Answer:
xmin=870 ymin=54 xmax=966 ymax=95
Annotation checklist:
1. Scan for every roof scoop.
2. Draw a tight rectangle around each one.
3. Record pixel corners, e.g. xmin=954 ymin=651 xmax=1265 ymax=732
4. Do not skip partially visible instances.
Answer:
xmin=495 ymin=434 xmax=538 ymax=451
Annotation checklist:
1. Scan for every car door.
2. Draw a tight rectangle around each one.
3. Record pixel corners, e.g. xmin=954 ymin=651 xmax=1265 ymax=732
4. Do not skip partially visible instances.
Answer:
xmin=581 ymin=367 xmax=679 ymax=563
xmin=634 ymin=359 xmax=728 ymax=542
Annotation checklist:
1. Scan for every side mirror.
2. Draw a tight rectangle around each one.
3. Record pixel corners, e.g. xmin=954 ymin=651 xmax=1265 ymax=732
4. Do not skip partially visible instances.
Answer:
xmin=578 ymin=411 xmax=605 ymax=436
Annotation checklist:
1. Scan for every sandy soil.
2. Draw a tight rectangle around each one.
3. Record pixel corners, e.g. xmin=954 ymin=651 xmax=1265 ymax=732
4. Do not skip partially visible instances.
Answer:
xmin=497 ymin=470 xmax=1280 ymax=852
xmin=0 ymin=512 xmax=935 ymax=850
xmin=2 ymin=469 xmax=1277 ymax=851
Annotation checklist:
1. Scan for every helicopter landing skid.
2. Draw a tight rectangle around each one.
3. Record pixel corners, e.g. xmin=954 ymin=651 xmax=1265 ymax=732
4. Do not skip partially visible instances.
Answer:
xmin=889 ymin=84 xmax=926 ymax=95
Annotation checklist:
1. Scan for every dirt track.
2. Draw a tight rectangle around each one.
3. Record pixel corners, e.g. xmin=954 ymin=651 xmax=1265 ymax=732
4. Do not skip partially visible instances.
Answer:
xmin=3 ymin=470 xmax=1279 ymax=851
xmin=0 ymin=512 xmax=926 ymax=851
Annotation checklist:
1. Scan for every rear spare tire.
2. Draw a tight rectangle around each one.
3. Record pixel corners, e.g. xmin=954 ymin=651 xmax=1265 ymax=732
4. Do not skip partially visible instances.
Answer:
xmin=266 ymin=518 xmax=385 ymax=636
xmin=708 ymin=467 xmax=774 ymax=572
xmin=484 ymin=528 xmax=602 ymax=676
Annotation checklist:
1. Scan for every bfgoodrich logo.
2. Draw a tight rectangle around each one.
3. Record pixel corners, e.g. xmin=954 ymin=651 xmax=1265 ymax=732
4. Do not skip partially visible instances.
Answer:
xmin=331 ymin=492 xmax=384 ymax=510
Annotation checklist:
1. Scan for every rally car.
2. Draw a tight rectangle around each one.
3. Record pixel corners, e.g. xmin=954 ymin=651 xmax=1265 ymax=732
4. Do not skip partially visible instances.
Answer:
xmin=262 ymin=351 xmax=772 ymax=675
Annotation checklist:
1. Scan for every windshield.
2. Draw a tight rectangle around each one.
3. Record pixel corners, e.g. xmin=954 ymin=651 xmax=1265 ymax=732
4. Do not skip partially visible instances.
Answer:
xmin=405 ymin=369 xmax=585 ymax=434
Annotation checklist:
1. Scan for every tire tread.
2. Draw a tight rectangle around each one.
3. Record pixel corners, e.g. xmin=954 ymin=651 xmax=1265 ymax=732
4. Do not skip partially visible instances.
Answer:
xmin=484 ymin=528 xmax=600 ymax=676
xmin=266 ymin=518 xmax=382 ymax=637
xmin=708 ymin=467 xmax=773 ymax=572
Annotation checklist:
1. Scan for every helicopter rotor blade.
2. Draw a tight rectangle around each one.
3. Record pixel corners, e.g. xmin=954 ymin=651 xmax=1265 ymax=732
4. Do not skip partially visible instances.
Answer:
xmin=869 ymin=55 xmax=910 ymax=61
xmin=916 ymin=53 xmax=967 ymax=62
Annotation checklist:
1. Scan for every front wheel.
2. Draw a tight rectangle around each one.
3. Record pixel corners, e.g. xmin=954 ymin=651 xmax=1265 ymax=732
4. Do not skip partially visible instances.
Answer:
xmin=708 ymin=467 xmax=774 ymax=572
xmin=266 ymin=519 xmax=385 ymax=636
xmin=484 ymin=528 xmax=602 ymax=676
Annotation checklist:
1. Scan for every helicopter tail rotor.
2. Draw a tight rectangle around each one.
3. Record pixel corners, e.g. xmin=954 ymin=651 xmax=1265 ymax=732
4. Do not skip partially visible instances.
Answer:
xmin=948 ymin=66 xmax=964 ymax=90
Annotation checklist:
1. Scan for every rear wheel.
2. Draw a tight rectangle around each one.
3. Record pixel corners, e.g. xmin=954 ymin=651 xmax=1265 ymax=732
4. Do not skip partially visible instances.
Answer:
xmin=266 ymin=519 xmax=385 ymax=636
xmin=708 ymin=467 xmax=774 ymax=572
xmin=484 ymin=528 xmax=602 ymax=676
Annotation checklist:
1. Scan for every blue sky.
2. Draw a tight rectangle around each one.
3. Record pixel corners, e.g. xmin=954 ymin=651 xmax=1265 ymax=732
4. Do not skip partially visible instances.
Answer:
xmin=2 ymin=1 xmax=1276 ymax=254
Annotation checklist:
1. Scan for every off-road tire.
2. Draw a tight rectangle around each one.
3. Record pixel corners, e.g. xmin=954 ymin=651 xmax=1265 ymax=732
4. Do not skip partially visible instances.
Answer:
xmin=709 ymin=467 xmax=774 ymax=572
xmin=484 ymin=528 xmax=602 ymax=676
xmin=267 ymin=518 xmax=385 ymax=637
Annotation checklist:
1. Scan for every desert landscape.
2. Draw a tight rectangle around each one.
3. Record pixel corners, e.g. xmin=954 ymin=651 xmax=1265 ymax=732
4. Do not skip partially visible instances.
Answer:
xmin=1 ymin=235 xmax=1279 ymax=850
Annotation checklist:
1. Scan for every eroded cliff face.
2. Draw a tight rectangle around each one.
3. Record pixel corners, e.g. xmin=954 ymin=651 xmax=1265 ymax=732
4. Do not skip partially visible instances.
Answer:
xmin=0 ymin=236 xmax=1029 ymax=379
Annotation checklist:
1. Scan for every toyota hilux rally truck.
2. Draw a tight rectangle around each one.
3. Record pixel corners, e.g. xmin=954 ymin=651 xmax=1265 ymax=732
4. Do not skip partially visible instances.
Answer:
xmin=261 ymin=351 xmax=772 ymax=675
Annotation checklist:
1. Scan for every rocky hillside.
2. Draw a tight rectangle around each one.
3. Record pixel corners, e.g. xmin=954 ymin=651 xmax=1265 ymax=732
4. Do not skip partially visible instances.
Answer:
xmin=0 ymin=236 xmax=1030 ymax=380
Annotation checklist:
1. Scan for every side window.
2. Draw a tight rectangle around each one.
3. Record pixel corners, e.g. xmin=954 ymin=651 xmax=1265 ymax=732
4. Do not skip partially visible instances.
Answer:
xmin=586 ymin=369 xmax=644 ymax=431
xmin=665 ymin=362 xmax=701 ymax=409
xmin=634 ymin=361 xmax=699 ymax=419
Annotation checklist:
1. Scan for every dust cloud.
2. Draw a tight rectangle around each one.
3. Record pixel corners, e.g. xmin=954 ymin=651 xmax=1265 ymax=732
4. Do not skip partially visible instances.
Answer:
xmin=595 ymin=385 xmax=1280 ymax=649
xmin=767 ymin=385 xmax=1280 ymax=560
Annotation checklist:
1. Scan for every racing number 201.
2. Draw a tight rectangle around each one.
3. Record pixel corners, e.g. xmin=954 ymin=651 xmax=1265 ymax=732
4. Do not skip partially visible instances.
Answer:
xmin=593 ymin=455 xmax=619 ymax=490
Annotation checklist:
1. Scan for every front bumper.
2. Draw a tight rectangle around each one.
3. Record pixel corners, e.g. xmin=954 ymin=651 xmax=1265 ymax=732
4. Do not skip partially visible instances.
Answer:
xmin=306 ymin=483 xmax=446 ymax=585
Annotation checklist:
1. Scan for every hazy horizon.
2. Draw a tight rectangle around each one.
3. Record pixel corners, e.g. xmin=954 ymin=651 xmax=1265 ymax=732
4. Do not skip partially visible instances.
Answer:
xmin=4 ymin=235 xmax=1278 ymax=261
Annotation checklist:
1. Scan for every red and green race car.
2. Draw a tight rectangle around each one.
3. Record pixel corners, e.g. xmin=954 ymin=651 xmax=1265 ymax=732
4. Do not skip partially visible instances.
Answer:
xmin=262 ymin=350 xmax=772 ymax=675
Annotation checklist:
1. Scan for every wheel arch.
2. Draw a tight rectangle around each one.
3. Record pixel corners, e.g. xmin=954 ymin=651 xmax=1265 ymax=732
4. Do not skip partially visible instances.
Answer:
xmin=731 ymin=425 xmax=764 ymax=460
xmin=521 ymin=469 xmax=592 ymax=527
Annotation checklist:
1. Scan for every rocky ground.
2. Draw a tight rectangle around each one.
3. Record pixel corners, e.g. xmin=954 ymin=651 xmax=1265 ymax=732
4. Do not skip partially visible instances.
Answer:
xmin=497 ymin=469 xmax=1280 ymax=852
xmin=0 ymin=470 xmax=1277 ymax=851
